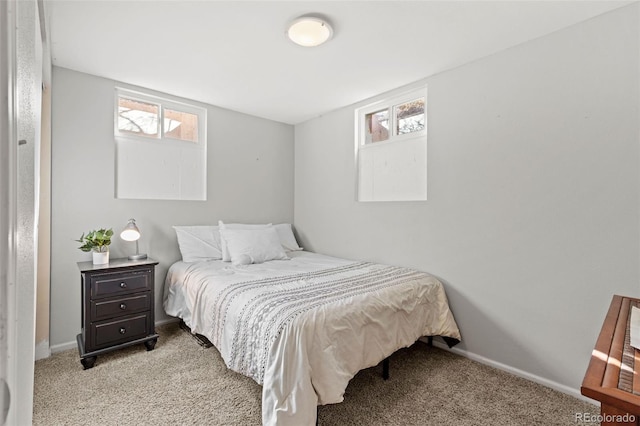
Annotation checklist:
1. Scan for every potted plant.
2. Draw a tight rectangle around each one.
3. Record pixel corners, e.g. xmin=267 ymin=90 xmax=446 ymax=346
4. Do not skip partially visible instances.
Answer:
xmin=77 ymin=228 xmax=113 ymax=265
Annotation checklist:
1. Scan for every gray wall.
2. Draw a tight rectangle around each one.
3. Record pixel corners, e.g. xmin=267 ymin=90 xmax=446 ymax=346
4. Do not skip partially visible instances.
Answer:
xmin=51 ymin=67 xmax=294 ymax=347
xmin=294 ymin=5 xmax=639 ymax=393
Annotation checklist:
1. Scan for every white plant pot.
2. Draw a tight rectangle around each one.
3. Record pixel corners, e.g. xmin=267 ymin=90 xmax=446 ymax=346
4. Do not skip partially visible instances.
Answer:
xmin=92 ymin=250 xmax=109 ymax=265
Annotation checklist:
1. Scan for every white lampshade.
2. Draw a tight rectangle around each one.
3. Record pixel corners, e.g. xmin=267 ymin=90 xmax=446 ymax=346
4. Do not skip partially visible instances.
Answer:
xmin=120 ymin=219 xmax=141 ymax=241
xmin=287 ymin=16 xmax=333 ymax=47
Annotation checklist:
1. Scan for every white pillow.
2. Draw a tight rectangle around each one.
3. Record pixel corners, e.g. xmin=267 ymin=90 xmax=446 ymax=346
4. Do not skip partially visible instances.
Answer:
xmin=274 ymin=223 xmax=303 ymax=252
xmin=173 ymin=226 xmax=222 ymax=262
xmin=218 ymin=221 xmax=271 ymax=261
xmin=218 ymin=227 xmax=288 ymax=266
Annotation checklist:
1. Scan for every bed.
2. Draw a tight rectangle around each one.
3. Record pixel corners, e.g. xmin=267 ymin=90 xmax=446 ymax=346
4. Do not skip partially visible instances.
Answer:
xmin=163 ymin=223 xmax=461 ymax=426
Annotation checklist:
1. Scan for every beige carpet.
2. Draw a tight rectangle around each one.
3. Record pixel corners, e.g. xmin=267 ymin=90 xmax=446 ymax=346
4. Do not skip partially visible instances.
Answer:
xmin=33 ymin=323 xmax=597 ymax=425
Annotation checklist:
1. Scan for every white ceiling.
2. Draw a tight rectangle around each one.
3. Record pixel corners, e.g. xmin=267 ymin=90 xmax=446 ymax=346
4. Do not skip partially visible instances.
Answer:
xmin=48 ymin=1 xmax=632 ymax=125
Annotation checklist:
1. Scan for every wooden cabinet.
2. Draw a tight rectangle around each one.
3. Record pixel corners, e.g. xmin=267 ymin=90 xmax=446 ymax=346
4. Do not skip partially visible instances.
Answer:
xmin=582 ymin=295 xmax=640 ymax=425
xmin=76 ymin=258 xmax=159 ymax=369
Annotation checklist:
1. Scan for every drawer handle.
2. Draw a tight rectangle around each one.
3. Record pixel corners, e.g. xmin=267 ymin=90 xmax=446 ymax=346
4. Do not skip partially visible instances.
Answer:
xmin=119 ymin=327 xmax=126 ymax=335
xmin=119 ymin=282 xmax=127 ymax=288
xmin=119 ymin=303 xmax=127 ymax=310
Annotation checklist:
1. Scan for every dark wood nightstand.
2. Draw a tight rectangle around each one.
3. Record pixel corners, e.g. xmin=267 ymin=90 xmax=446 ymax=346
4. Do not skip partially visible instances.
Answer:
xmin=76 ymin=258 xmax=159 ymax=369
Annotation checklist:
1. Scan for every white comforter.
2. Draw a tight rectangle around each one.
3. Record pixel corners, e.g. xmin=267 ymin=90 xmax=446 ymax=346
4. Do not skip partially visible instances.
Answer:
xmin=163 ymin=251 xmax=461 ymax=426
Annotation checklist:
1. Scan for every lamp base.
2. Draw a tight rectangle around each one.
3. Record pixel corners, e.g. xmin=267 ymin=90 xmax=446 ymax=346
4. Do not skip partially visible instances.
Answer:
xmin=128 ymin=253 xmax=148 ymax=261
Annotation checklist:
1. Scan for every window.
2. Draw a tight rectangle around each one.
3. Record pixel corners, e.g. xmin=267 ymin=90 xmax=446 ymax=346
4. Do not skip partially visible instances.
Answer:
xmin=365 ymin=109 xmax=389 ymax=143
xmin=364 ymin=98 xmax=425 ymax=144
xmin=164 ymin=108 xmax=199 ymax=142
xmin=356 ymin=87 xmax=427 ymax=202
xmin=396 ymin=98 xmax=425 ymax=135
xmin=117 ymin=98 xmax=159 ymax=138
xmin=115 ymin=88 xmax=207 ymax=200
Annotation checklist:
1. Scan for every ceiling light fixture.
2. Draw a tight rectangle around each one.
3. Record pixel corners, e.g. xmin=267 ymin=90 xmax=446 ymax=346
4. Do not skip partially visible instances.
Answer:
xmin=286 ymin=16 xmax=333 ymax=47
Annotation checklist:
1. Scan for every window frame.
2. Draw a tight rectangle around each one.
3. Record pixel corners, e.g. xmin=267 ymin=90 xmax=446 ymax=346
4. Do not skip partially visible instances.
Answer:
xmin=355 ymin=85 xmax=428 ymax=202
xmin=114 ymin=88 xmax=206 ymax=145
xmin=357 ymin=86 xmax=427 ymax=148
xmin=114 ymin=87 xmax=208 ymax=201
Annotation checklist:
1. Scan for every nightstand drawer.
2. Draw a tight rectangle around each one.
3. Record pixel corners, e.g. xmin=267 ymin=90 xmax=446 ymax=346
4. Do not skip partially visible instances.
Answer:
xmin=92 ymin=313 xmax=150 ymax=349
xmin=91 ymin=293 xmax=150 ymax=321
xmin=90 ymin=269 xmax=151 ymax=299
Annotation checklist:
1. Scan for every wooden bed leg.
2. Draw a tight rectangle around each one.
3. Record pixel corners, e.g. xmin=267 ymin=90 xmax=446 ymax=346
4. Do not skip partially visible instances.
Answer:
xmin=382 ymin=357 xmax=390 ymax=380
xmin=427 ymin=336 xmax=433 ymax=347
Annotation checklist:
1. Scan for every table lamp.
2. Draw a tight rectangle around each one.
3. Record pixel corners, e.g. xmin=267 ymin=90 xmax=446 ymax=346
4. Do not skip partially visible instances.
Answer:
xmin=120 ymin=218 xmax=147 ymax=260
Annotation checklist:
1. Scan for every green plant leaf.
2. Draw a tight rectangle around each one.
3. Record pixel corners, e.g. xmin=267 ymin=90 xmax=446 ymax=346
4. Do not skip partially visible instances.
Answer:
xmin=77 ymin=227 xmax=113 ymax=252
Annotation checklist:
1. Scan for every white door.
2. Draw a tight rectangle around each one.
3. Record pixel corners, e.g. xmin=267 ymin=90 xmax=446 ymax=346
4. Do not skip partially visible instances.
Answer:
xmin=2 ymin=0 xmax=43 ymax=424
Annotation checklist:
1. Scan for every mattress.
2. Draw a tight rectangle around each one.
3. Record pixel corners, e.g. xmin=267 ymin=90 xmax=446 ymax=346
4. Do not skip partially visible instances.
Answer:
xmin=163 ymin=251 xmax=461 ymax=425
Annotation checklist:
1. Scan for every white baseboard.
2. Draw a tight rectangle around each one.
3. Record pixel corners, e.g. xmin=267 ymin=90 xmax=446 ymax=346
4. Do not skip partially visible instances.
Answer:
xmin=423 ymin=337 xmax=596 ymax=405
xmin=50 ymin=340 xmax=76 ymax=354
xmin=48 ymin=317 xmax=181 ymax=356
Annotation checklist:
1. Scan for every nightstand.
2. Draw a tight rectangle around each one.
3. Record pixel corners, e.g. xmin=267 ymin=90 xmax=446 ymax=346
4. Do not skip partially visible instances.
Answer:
xmin=76 ymin=258 xmax=159 ymax=369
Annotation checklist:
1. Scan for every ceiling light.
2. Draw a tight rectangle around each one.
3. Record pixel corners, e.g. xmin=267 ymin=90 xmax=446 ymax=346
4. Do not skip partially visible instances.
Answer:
xmin=286 ymin=16 xmax=333 ymax=47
